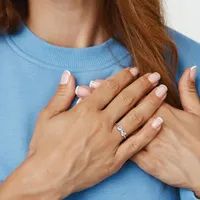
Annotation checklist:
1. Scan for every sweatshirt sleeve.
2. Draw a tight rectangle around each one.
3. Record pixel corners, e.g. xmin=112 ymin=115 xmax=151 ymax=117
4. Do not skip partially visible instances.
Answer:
xmin=179 ymin=189 xmax=200 ymax=200
xmin=168 ymin=28 xmax=200 ymax=95
xmin=168 ymin=29 xmax=200 ymax=200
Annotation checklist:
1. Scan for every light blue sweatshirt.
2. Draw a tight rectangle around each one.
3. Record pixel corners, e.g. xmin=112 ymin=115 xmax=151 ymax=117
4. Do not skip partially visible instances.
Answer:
xmin=0 ymin=25 xmax=200 ymax=200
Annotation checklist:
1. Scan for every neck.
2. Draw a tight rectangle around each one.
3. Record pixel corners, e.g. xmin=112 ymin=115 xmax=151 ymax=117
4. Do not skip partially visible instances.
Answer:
xmin=27 ymin=0 xmax=108 ymax=48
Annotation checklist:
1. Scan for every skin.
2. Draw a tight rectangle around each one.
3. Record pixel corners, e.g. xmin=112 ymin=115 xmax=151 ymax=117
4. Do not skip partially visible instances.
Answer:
xmin=0 ymin=0 xmax=199 ymax=199
xmin=78 ymin=67 xmax=200 ymax=197
xmin=0 ymin=69 xmax=166 ymax=199
xmin=27 ymin=0 xmax=108 ymax=48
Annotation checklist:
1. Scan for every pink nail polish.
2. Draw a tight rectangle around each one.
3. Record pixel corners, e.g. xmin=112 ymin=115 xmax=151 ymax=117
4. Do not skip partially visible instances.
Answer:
xmin=155 ymin=85 xmax=168 ymax=98
xmin=75 ymin=86 xmax=90 ymax=97
xmin=90 ymin=81 xmax=102 ymax=88
xmin=152 ymin=117 xmax=163 ymax=129
xmin=60 ymin=70 xmax=71 ymax=84
xmin=148 ymin=72 xmax=161 ymax=84
xmin=190 ymin=66 xmax=197 ymax=82
xmin=130 ymin=67 xmax=139 ymax=77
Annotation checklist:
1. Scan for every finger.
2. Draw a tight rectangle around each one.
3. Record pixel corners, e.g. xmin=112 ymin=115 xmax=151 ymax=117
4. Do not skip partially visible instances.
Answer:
xmin=115 ymin=117 xmax=163 ymax=163
xmin=105 ymin=72 xmax=161 ymax=123
xmin=90 ymin=80 xmax=104 ymax=89
xmin=75 ymin=86 xmax=93 ymax=98
xmin=76 ymin=80 xmax=104 ymax=99
xmin=87 ymin=67 xmax=139 ymax=110
xmin=43 ymin=70 xmax=76 ymax=118
xmin=112 ymin=84 xmax=167 ymax=140
xmin=178 ymin=66 xmax=200 ymax=116
xmin=29 ymin=71 xmax=75 ymax=156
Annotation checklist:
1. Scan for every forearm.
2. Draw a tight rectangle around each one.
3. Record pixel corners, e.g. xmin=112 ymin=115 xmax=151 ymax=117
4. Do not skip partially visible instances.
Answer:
xmin=0 ymin=157 xmax=72 ymax=200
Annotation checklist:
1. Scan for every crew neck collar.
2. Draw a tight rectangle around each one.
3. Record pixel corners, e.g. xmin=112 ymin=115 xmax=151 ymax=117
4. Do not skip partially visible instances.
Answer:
xmin=6 ymin=24 xmax=129 ymax=71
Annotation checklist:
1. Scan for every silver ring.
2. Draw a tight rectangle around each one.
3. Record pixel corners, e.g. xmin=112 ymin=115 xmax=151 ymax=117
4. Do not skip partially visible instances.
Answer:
xmin=115 ymin=124 xmax=127 ymax=139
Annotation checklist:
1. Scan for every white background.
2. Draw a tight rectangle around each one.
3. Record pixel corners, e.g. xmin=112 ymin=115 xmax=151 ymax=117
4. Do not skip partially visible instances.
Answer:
xmin=164 ymin=0 xmax=200 ymax=42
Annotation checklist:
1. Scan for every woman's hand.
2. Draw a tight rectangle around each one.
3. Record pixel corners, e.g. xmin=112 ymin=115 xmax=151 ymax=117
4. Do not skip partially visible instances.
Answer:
xmin=132 ymin=66 xmax=200 ymax=197
xmin=0 ymin=68 xmax=166 ymax=200
xmin=78 ymin=66 xmax=200 ymax=197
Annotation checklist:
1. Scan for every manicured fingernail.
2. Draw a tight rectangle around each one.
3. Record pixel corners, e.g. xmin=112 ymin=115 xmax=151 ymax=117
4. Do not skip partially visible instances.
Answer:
xmin=75 ymin=86 xmax=90 ymax=97
xmin=90 ymin=81 xmax=102 ymax=88
xmin=130 ymin=67 xmax=139 ymax=76
xmin=148 ymin=72 xmax=161 ymax=84
xmin=155 ymin=84 xmax=168 ymax=98
xmin=190 ymin=66 xmax=197 ymax=81
xmin=60 ymin=70 xmax=71 ymax=84
xmin=152 ymin=117 xmax=163 ymax=129
xmin=76 ymin=98 xmax=82 ymax=104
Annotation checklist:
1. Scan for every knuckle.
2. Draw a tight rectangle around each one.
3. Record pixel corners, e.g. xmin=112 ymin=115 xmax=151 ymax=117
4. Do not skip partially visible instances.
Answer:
xmin=146 ymin=93 xmax=162 ymax=109
xmin=105 ymin=79 xmax=119 ymax=93
xmin=122 ymin=69 xmax=133 ymax=80
xmin=187 ymin=84 xmax=197 ymax=93
xmin=146 ymin=97 xmax=156 ymax=108
xmin=27 ymin=147 xmax=35 ymax=157
xmin=112 ymin=162 xmax=122 ymax=174
xmin=153 ymin=159 xmax=163 ymax=174
xmin=119 ymin=93 xmax=135 ymax=107
xmin=139 ymin=76 xmax=151 ymax=90
xmin=56 ymin=84 xmax=68 ymax=97
xmin=92 ymin=119 xmax=104 ymax=133
xmin=147 ymin=163 xmax=157 ymax=175
xmin=128 ymin=110 xmax=144 ymax=126
xmin=105 ymin=159 xmax=117 ymax=175
xmin=128 ymin=140 xmax=140 ymax=153
xmin=179 ymin=80 xmax=196 ymax=94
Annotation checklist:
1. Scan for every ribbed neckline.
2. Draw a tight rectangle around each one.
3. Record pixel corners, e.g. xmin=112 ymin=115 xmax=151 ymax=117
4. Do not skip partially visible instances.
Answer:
xmin=6 ymin=24 xmax=129 ymax=71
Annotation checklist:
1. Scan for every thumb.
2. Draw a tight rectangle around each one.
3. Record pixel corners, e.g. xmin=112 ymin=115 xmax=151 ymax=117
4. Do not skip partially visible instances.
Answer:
xmin=44 ymin=70 xmax=76 ymax=118
xmin=28 ymin=70 xmax=75 ymax=156
xmin=178 ymin=66 xmax=200 ymax=116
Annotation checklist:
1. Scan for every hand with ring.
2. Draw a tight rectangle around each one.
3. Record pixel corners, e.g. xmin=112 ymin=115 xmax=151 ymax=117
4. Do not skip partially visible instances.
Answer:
xmin=77 ymin=66 xmax=200 ymax=198
xmin=0 ymin=68 xmax=166 ymax=200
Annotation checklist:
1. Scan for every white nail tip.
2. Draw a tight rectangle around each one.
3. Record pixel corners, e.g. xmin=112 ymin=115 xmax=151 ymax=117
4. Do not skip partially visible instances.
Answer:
xmin=75 ymin=86 xmax=80 ymax=95
xmin=90 ymin=81 xmax=94 ymax=88
xmin=157 ymin=117 xmax=163 ymax=123
xmin=65 ymin=70 xmax=71 ymax=76
xmin=152 ymin=117 xmax=164 ymax=129
xmin=191 ymin=66 xmax=197 ymax=70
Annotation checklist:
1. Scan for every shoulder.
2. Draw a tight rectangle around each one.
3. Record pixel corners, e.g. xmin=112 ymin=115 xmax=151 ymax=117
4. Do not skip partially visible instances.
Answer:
xmin=168 ymin=28 xmax=200 ymax=71
xmin=168 ymin=28 xmax=200 ymax=94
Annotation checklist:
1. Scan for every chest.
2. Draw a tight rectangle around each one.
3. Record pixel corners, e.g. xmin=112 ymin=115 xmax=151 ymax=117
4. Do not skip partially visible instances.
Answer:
xmin=0 ymin=62 xmax=178 ymax=200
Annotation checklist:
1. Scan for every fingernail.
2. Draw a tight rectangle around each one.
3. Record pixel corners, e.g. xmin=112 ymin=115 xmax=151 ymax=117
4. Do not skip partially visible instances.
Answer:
xmin=190 ymin=66 xmax=197 ymax=81
xmin=76 ymin=98 xmax=82 ymax=104
xmin=155 ymin=84 xmax=168 ymax=98
xmin=75 ymin=86 xmax=90 ymax=97
xmin=152 ymin=117 xmax=163 ymax=129
xmin=60 ymin=70 xmax=71 ymax=84
xmin=148 ymin=72 xmax=161 ymax=84
xmin=130 ymin=67 xmax=139 ymax=76
xmin=90 ymin=81 xmax=102 ymax=88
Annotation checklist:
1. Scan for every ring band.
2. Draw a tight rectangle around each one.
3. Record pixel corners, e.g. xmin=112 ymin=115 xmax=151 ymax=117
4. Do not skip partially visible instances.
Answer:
xmin=115 ymin=124 xmax=127 ymax=139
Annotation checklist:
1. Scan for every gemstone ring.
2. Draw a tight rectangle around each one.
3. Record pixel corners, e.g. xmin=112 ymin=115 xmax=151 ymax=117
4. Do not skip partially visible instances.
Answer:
xmin=115 ymin=124 xmax=127 ymax=140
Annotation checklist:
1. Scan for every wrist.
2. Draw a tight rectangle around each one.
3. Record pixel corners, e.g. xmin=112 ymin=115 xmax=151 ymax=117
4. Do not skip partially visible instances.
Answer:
xmin=0 ymin=156 xmax=62 ymax=200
